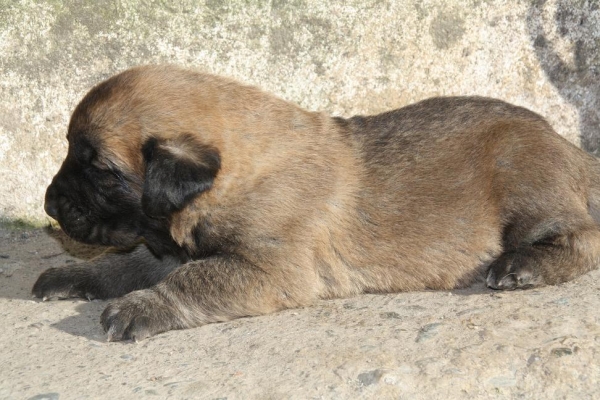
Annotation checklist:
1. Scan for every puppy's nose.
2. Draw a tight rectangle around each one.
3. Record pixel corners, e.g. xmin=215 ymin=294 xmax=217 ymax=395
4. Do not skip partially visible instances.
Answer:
xmin=44 ymin=184 xmax=59 ymax=219
xmin=44 ymin=201 xmax=58 ymax=219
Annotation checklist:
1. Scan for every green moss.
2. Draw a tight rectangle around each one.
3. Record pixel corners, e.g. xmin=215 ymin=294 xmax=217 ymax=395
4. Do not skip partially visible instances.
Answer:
xmin=0 ymin=0 xmax=21 ymax=31
xmin=429 ymin=9 xmax=466 ymax=50
xmin=0 ymin=217 xmax=48 ymax=230
xmin=50 ymin=0 xmax=122 ymax=37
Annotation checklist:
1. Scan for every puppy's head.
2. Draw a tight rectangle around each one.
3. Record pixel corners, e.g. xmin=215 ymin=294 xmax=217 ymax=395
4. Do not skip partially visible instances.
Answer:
xmin=44 ymin=66 xmax=221 ymax=251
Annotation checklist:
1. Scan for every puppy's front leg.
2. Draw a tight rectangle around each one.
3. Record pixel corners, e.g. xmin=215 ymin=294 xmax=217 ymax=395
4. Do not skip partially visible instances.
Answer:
xmin=101 ymin=255 xmax=309 ymax=341
xmin=32 ymin=244 xmax=181 ymax=301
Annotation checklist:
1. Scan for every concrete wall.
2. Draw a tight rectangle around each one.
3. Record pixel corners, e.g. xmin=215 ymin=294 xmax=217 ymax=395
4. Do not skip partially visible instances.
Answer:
xmin=1 ymin=0 xmax=599 ymax=224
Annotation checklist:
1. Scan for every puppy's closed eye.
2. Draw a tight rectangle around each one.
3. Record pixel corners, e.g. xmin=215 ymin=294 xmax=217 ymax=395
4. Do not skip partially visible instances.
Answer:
xmin=71 ymin=137 xmax=98 ymax=165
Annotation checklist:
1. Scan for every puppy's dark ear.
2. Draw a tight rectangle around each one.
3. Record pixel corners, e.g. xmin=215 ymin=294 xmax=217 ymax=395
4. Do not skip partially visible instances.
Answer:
xmin=141 ymin=136 xmax=220 ymax=219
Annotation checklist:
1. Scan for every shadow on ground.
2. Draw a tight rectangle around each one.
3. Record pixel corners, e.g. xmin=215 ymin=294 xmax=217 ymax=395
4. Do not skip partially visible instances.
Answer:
xmin=50 ymin=301 xmax=111 ymax=342
xmin=0 ymin=226 xmax=111 ymax=340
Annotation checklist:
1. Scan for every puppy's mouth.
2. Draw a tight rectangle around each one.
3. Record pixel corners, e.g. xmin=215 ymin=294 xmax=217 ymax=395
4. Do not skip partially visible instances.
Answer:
xmin=49 ymin=199 xmax=139 ymax=247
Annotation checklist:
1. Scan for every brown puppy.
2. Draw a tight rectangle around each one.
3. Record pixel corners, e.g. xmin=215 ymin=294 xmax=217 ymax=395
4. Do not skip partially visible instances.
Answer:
xmin=34 ymin=65 xmax=600 ymax=341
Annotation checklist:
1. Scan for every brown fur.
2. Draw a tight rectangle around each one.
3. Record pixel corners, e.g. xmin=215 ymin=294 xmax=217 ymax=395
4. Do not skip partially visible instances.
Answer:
xmin=33 ymin=65 xmax=600 ymax=341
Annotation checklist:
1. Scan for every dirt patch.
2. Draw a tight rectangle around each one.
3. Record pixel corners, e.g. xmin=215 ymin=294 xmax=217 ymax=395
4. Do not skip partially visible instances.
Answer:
xmin=1 ymin=227 xmax=599 ymax=399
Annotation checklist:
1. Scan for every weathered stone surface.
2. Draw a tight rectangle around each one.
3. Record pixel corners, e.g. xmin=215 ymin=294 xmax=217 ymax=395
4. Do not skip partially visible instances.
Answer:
xmin=1 ymin=0 xmax=599 ymax=223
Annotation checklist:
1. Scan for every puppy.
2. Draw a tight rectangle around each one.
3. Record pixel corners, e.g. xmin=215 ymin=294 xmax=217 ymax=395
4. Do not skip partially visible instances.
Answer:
xmin=34 ymin=65 xmax=600 ymax=341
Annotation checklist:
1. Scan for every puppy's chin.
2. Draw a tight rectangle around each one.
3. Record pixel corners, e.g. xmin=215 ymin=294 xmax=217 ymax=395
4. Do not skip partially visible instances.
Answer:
xmin=55 ymin=216 xmax=140 ymax=248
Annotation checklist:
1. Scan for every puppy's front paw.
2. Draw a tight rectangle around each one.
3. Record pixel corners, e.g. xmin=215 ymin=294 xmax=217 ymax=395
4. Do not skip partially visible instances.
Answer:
xmin=101 ymin=290 xmax=182 ymax=342
xmin=32 ymin=266 xmax=100 ymax=301
xmin=486 ymin=251 xmax=542 ymax=290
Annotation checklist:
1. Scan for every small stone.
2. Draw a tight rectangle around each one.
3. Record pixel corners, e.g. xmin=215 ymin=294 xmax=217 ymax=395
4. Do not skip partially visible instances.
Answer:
xmin=551 ymin=347 xmax=573 ymax=357
xmin=465 ymin=318 xmax=480 ymax=329
xmin=380 ymin=312 xmax=401 ymax=319
xmin=553 ymin=298 xmax=569 ymax=305
xmin=416 ymin=323 xmax=443 ymax=342
xmin=488 ymin=375 xmax=517 ymax=387
xmin=357 ymin=369 xmax=384 ymax=386
xmin=28 ymin=393 xmax=59 ymax=400
xmin=527 ymin=354 xmax=541 ymax=366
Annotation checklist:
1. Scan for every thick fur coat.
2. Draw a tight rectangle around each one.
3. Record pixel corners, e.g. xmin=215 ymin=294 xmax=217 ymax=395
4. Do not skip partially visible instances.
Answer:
xmin=34 ymin=65 xmax=600 ymax=341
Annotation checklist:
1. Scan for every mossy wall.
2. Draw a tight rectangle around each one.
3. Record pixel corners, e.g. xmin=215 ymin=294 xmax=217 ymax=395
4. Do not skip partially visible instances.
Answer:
xmin=1 ymin=0 xmax=599 ymax=223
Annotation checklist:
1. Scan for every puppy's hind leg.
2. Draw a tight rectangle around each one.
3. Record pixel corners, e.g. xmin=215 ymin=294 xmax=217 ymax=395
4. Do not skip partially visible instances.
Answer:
xmin=32 ymin=244 xmax=181 ymax=301
xmin=486 ymin=223 xmax=600 ymax=290
xmin=100 ymin=255 xmax=314 ymax=341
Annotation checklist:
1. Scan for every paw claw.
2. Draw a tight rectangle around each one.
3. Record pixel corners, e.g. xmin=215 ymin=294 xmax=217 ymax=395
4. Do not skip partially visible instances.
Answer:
xmin=32 ymin=266 xmax=105 ymax=301
xmin=100 ymin=290 xmax=175 ymax=342
xmin=496 ymin=274 xmax=518 ymax=290
xmin=486 ymin=251 xmax=539 ymax=291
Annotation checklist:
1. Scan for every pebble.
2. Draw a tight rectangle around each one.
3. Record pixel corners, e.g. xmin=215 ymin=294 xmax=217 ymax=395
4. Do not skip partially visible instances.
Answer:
xmin=553 ymin=298 xmax=569 ymax=305
xmin=488 ymin=375 xmax=517 ymax=387
xmin=527 ymin=354 xmax=541 ymax=366
xmin=357 ymin=369 xmax=384 ymax=386
xmin=551 ymin=347 xmax=573 ymax=357
xmin=380 ymin=312 xmax=401 ymax=319
xmin=416 ymin=323 xmax=443 ymax=343
xmin=27 ymin=394 xmax=59 ymax=400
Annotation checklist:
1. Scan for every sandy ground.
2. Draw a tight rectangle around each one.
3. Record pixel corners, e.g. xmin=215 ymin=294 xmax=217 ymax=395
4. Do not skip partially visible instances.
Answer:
xmin=0 ymin=226 xmax=599 ymax=400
